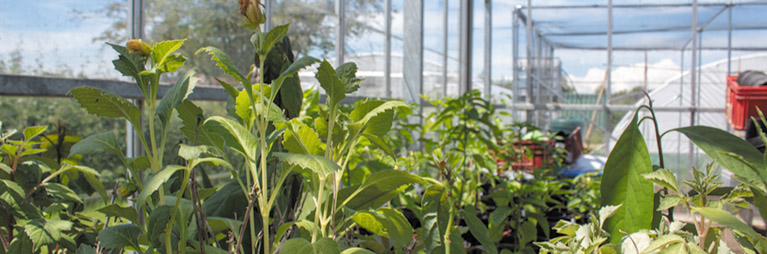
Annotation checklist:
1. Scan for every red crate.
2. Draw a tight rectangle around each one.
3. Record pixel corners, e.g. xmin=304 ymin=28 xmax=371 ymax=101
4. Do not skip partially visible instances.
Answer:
xmin=727 ymin=75 xmax=767 ymax=130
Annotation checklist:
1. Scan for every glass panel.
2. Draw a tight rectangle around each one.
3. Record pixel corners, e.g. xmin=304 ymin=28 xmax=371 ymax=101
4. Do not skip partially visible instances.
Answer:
xmin=0 ymin=0 xmax=128 ymax=79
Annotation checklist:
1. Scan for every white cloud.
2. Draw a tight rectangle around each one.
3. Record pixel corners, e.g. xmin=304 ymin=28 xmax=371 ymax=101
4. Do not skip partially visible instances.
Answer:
xmin=569 ymin=58 xmax=681 ymax=94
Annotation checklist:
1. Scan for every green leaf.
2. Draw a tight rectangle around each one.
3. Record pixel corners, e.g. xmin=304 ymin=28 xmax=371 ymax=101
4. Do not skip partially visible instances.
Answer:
xmin=353 ymin=211 xmax=388 ymax=237
xmin=259 ymin=23 xmax=290 ymax=56
xmin=70 ymin=87 xmax=141 ymax=129
xmin=203 ymin=180 xmax=248 ymax=218
xmin=691 ymin=207 xmax=762 ymax=239
xmin=280 ymin=56 xmax=319 ymax=77
xmin=108 ymin=43 xmax=146 ymax=78
xmin=316 ymin=60 xmax=345 ymax=108
xmin=340 ymin=248 xmax=375 ymax=254
xmin=313 ymin=237 xmax=341 ymax=254
xmin=178 ymin=144 xmax=222 ymax=161
xmin=44 ymin=183 xmax=82 ymax=203
xmin=23 ymin=126 xmax=47 ymax=141
xmin=196 ymin=47 xmax=249 ymax=87
xmin=204 ymin=116 xmax=257 ymax=162
xmin=68 ymin=131 xmax=123 ymax=158
xmin=362 ymin=133 xmax=395 ymax=159
xmin=350 ymin=100 xmax=409 ymax=136
xmin=147 ymin=205 xmax=173 ymax=246
xmin=598 ymin=204 xmax=622 ymax=228
xmin=379 ymin=208 xmax=414 ymax=248
xmin=673 ymin=126 xmax=766 ymax=184
xmin=24 ymin=219 xmax=73 ymax=251
xmin=601 ymin=113 xmax=654 ymax=243
xmin=643 ymin=168 xmax=681 ymax=194
xmin=136 ymin=165 xmax=186 ymax=208
xmin=280 ymin=238 xmax=313 ymax=253
xmin=489 ymin=206 xmax=513 ymax=242
xmin=657 ymin=195 xmax=685 ymax=211
xmin=0 ymin=179 xmax=24 ymax=208
xmin=7 ymin=228 xmax=34 ymax=253
xmin=98 ymin=224 xmax=142 ymax=250
xmin=97 ymin=204 xmax=139 ymax=225
xmin=75 ymin=244 xmax=98 ymax=254
xmin=273 ymin=152 xmax=340 ymax=177
xmin=335 ymin=62 xmax=363 ymax=93
xmin=151 ymin=40 xmax=186 ymax=72
xmin=281 ymin=121 xmax=323 ymax=155
xmin=643 ymin=234 xmax=684 ymax=253
xmin=462 ymin=207 xmax=498 ymax=254
xmin=156 ymin=69 xmax=198 ymax=127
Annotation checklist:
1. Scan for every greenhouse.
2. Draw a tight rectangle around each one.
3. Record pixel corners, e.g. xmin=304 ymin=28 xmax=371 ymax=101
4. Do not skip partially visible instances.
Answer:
xmin=2 ymin=0 xmax=767 ymax=253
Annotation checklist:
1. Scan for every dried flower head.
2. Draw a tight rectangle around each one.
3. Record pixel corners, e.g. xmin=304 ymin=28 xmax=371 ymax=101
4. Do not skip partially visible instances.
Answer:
xmin=239 ymin=0 xmax=265 ymax=28
xmin=126 ymin=39 xmax=151 ymax=56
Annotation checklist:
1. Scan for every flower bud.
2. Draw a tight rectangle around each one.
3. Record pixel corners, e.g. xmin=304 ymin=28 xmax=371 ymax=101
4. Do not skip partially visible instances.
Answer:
xmin=126 ymin=39 xmax=151 ymax=56
xmin=239 ymin=0 xmax=265 ymax=28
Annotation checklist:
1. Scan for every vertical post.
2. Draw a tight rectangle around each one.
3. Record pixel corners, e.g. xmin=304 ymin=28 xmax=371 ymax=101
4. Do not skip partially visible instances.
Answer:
xmin=385 ymin=0 xmax=392 ymax=98
xmin=442 ymin=0 xmax=449 ymax=98
xmin=265 ymin=0 xmax=273 ymax=29
xmin=484 ymin=0 xmax=492 ymax=100
xmin=336 ymin=0 xmax=345 ymax=65
xmin=128 ymin=0 xmax=144 ymax=225
xmin=727 ymin=5 xmax=732 ymax=75
xmin=689 ymin=0 xmax=698 ymax=168
xmin=605 ymin=0 xmax=613 ymax=155
xmin=525 ymin=0 xmax=534 ymax=123
xmin=678 ymin=50 xmax=684 ymax=170
xmin=643 ymin=51 xmax=648 ymax=92
xmin=512 ymin=7 xmax=520 ymax=121
xmin=459 ymin=0 xmax=473 ymax=94
xmin=403 ymin=0 xmax=424 ymax=150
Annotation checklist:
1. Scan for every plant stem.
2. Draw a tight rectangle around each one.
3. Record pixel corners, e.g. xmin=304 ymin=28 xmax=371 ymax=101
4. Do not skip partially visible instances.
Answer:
xmin=165 ymin=168 xmax=191 ymax=254
xmin=313 ymin=177 xmax=327 ymax=242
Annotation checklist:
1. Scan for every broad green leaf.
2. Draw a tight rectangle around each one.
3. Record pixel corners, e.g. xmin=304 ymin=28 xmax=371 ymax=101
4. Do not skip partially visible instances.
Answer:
xmin=204 ymin=116 xmax=257 ymax=161
xmin=691 ymin=207 xmax=762 ymax=240
xmin=335 ymin=62 xmax=363 ymax=93
xmin=273 ymin=152 xmax=340 ymax=177
xmin=601 ymin=113 xmax=654 ymax=243
xmin=280 ymin=238 xmax=313 ymax=253
xmin=350 ymin=100 xmax=408 ymax=136
xmin=23 ymin=126 xmax=47 ymax=141
xmin=147 ymin=205 xmax=172 ymax=246
xmin=196 ymin=47 xmax=249 ymax=87
xmin=362 ymin=133 xmax=395 ymax=159
xmin=107 ymin=43 xmax=147 ymax=79
xmin=156 ymin=69 xmax=198 ymax=127
xmin=281 ymin=121 xmax=323 ymax=155
xmin=203 ymin=180 xmax=248 ymax=218
xmin=44 ymin=183 xmax=82 ymax=203
xmin=338 ymin=184 xmax=408 ymax=212
xmin=0 ymin=163 xmax=11 ymax=175
xmin=353 ymin=211 xmax=388 ymax=237
xmin=462 ymin=207 xmax=498 ymax=254
xmin=643 ymin=234 xmax=684 ymax=253
xmin=178 ymin=144 xmax=222 ymax=160
xmin=98 ymin=224 xmax=142 ymax=250
xmin=68 ymin=131 xmax=123 ymax=158
xmin=24 ymin=219 xmax=73 ymax=251
xmin=215 ymin=78 xmax=239 ymax=99
xmin=316 ymin=60 xmax=345 ymax=108
xmin=136 ymin=165 xmax=186 ymax=208
xmin=280 ymin=73 xmax=303 ymax=119
xmin=150 ymin=40 xmax=186 ymax=72
xmin=340 ymin=248 xmax=375 ymax=254
xmin=97 ymin=204 xmax=139 ymax=225
xmin=489 ymin=206 xmax=513 ymax=242
xmin=7 ymin=228 xmax=34 ymax=253
xmin=378 ymin=208 xmax=414 ymax=248
xmin=361 ymin=170 xmax=423 ymax=190
xmin=673 ymin=126 xmax=766 ymax=183
xmin=598 ymin=204 xmax=622 ymax=228
xmin=235 ymin=89 xmax=255 ymax=126
xmin=0 ymin=179 xmax=24 ymax=209
xmin=206 ymin=217 xmax=242 ymax=234
xmin=313 ymin=237 xmax=341 ymax=254
xmin=176 ymin=100 xmax=222 ymax=147
xmin=70 ymin=87 xmax=141 ymax=129
xmin=643 ymin=168 xmax=681 ymax=194
xmin=259 ymin=23 xmax=290 ymax=56
xmin=75 ymin=245 xmax=98 ymax=254
xmin=280 ymin=56 xmax=319 ymax=77
xmin=273 ymin=220 xmax=315 ymax=247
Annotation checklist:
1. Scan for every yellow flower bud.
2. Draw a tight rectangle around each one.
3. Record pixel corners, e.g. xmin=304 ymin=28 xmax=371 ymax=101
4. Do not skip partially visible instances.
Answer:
xmin=126 ymin=39 xmax=151 ymax=56
xmin=239 ymin=0 xmax=265 ymax=28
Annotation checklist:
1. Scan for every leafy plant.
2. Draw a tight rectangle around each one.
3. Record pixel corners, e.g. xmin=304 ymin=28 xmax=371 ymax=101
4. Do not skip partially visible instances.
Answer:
xmin=536 ymin=204 xmax=621 ymax=254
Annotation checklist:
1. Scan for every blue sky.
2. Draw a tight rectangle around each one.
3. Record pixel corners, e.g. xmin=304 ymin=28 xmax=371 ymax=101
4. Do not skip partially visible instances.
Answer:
xmin=2 ymin=0 xmax=767 ymax=93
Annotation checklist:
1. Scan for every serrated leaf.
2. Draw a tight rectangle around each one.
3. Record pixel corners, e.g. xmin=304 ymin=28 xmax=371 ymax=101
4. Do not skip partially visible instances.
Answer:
xmin=643 ymin=169 xmax=681 ymax=194
xmin=150 ymin=40 xmax=185 ymax=71
xmin=136 ymin=165 xmax=186 ymax=208
xmin=598 ymin=204 xmax=622 ymax=228
xmin=156 ymin=69 xmax=197 ymax=127
xmin=196 ymin=47 xmax=249 ymax=87
xmin=281 ymin=121 xmax=323 ymax=155
xmin=340 ymin=248 xmax=375 ymax=254
xmin=98 ymin=224 xmax=142 ymax=250
xmin=353 ymin=211 xmax=388 ymax=237
xmin=147 ymin=205 xmax=172 ymax=246
xmin=601 ymin=112 xmax=654 ymax=244
xmin=203 ymin=116 xmax=257 ymax=162
xmin=362 ymin=133 xmax=394 ymax=159
xmin=273 ymin=152 xmax=340 ymax=177
xmin=44 ymin=183 xmax=82 ymax=203
xmin=336 ymin=62 xmax=363 ymax=93
xmin=280 ymin=56 xmax=319 ymax=77
xmin=657 ymin=195 xmax=685 ymax=211
xmin=23 ymin=126 xmax=47 ymax=141
xmin=0 ymin=179 xmax=24 ymax=209
xmin=68 ymin=131 xmax=123 ymax=158
xmin=316 ymin=60 xmax=345 ymax=108
xmin=108 ymin=43 xmax=146 ymax=80
xmin=313 ymin=237 xmax=341 ymax=254
xmin=350 ymin=100 xmax=409 ymax=136
xmin=70 ymin=87 xmax=141 ymax=129
xmin=178 ymin=144 xmax=221 ymax=160
xmin=259 ymin=23 xmax=290 ymax=56
xmin=75 ymin=244 xmax=98 ymax=254
xmin=97 ymin=204 xmax=139 ymax=225
xmin=462 ymin=206 xmax=498 ymax=254
xmin=24 ymin=219 xmax=72 ymax=251
xmin=280 ymin=238 xmax=313 ymax=253
xmin=642 ymin=234 xmax=684 ymax=253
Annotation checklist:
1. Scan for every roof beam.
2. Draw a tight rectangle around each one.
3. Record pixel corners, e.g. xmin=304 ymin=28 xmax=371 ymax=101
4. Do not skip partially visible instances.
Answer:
xmin=523 ymin=2 xmax=763 ymax=10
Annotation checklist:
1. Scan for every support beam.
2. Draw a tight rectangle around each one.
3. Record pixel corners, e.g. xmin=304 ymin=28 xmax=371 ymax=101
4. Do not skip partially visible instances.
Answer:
xmin=459 ymin=0 xmax=473 ymax=94
xmin=484 ymin=0 xmax=492 ymax=100
xmin=512 ymin=7 xmax=520 ymax=121
xmin=403 ymin=0 xmax=424 ymax=106
xmin=385 ymin=0 xmax=392 ymax=98
xmin=525 ymin=0 xmax=534 ymax=123
xmin=727 ymin=5 xmax=733 ymax=75
xmin=690 ymin=0 xmax=698 ymax=168
xmin=442 ymin=0 xmax=449 ymax=98
xmin=605 ymin=0 xmax=613 ymax=154
xmin=336 ymin=0 xmax=345 ymax=65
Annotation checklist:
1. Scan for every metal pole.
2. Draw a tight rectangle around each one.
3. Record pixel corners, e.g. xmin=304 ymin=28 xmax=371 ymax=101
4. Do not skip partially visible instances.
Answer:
xmin=605 ymin=0 xmax=613 ymax=155
xmin=484 ymin=0 xmax=492 ymax=100
xmin=643 ymin=51 xmax=648 ymax=92
xmin=129 ymin=0 xmax=144 ymax=226
xmin=727 ymin=5 xmax=733 ymax=75
xmin=525 ymin=0 xmax=534 ymax=123
xmin=336 ymin=0 xmax=345 ymax=65
xmin=442 ymin=0 xmax=449 ymax=98
xmin=265 ymin=0 xmax=273 ymax=29
xmin=459 ymin=0 xmax=473 ymax=94
xmin=385 ymin=0 xmax=392 ymax=98
xmin=690 ymin=0 xmax=698 ymax=168
xmin=512 ymin=7 xmax=520 ymax=121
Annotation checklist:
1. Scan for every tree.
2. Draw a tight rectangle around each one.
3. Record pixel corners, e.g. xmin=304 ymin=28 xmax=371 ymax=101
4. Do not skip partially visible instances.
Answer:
xmin=90 ymin=0 xmax=383 ymax=84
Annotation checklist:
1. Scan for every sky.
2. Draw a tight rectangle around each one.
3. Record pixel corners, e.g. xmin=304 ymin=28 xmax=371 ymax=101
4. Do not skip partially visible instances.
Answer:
xmin=2 ymin=0 xmax=767 ymax=94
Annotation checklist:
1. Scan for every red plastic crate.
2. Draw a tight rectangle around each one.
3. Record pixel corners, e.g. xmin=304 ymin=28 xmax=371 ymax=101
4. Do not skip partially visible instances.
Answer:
xmin=727 ymin=75 xmax=767 ymax=130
